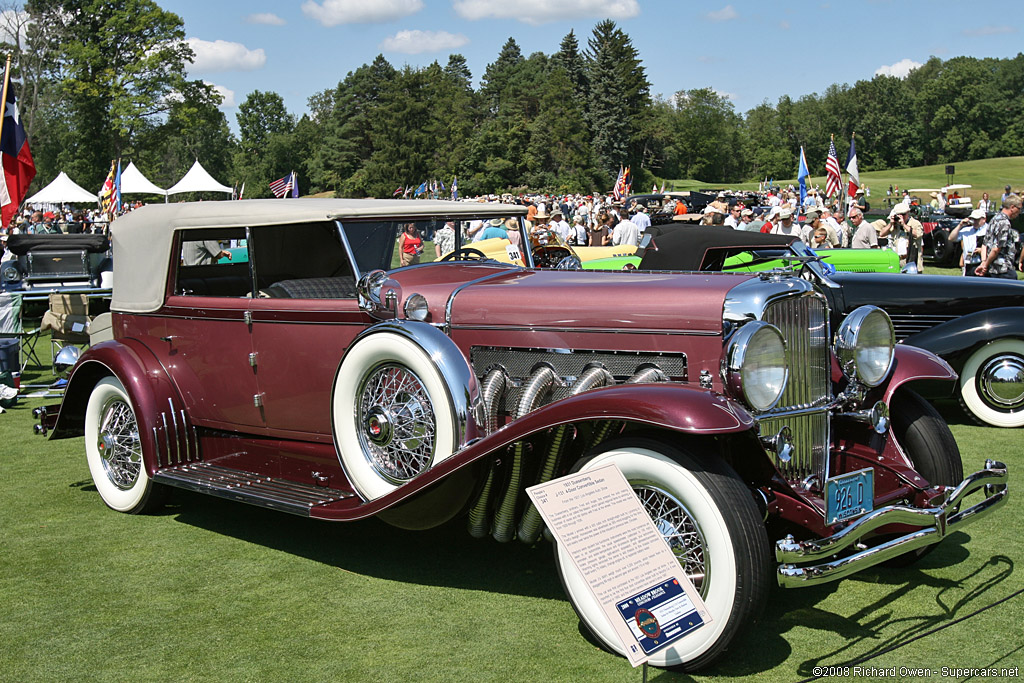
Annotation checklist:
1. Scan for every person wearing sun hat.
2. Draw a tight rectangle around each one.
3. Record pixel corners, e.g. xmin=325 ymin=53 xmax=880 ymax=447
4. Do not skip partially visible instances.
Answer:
xmin=770 ymin=206 xmax=801 ymax=237
xmin=883 ymin=202 xmax=924 ymax=270
xmin=947 ymin=207 xmax=988 ymax=276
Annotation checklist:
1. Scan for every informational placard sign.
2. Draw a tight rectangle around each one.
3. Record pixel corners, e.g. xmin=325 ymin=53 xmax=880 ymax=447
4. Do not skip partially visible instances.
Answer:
xmin=526 ymin=463 xmax=710 ymax=667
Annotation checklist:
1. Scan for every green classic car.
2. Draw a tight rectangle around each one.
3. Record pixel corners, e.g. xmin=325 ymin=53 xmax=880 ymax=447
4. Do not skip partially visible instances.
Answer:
xmin=579 ymin=227 xmax=900 ymax=273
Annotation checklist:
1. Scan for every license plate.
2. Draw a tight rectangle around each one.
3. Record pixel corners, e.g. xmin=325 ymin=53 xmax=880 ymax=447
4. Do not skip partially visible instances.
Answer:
xmin=825 ymin=468 xmax=874 ymax=524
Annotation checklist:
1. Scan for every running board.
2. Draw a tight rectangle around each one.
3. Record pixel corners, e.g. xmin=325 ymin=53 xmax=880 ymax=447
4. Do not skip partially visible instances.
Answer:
xmin=153 ymin=463 xmax=355 ymax=516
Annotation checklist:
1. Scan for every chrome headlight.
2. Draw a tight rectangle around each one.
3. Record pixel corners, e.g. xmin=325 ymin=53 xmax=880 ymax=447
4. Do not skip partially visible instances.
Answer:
xmin=834 ymin=305 xmax=895 ymax=387
xmin=403 ymin=293 xmax=429 ymax=321
xmin=724 ymin=321 xmax=788 ymax=412
xmin=1 ymin=262 xmax=20 ymax=282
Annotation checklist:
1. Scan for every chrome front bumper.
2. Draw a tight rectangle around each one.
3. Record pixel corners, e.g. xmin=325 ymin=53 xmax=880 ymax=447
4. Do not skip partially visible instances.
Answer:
xmin=776 ymin=460 xmax=1008 ymax=588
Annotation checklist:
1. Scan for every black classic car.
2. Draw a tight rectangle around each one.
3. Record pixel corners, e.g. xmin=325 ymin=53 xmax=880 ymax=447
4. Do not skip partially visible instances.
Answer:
xmin=640 ymin=230 xmax=1024 ymax=428
xmin=1 ymin=233 xmax=112 ymax=291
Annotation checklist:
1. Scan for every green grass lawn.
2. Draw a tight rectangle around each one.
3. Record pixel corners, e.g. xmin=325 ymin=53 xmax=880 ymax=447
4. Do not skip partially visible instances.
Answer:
xmin=663 ymin=155 xmax=1024 ymax=206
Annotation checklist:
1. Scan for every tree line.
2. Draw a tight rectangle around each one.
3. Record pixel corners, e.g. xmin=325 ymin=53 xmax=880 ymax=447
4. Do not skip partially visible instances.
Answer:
xmin=5 ymin=0 xmax=1023 ymax=201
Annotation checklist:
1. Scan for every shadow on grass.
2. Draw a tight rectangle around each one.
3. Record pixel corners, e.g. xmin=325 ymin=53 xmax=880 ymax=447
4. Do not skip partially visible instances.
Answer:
xmin=165 ymin=488 xmax=567 ymax=601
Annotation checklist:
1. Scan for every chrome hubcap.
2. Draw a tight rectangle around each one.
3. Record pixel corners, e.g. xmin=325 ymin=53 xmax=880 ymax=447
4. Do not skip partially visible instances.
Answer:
xmin=97 ymin=398 xmax=141 ymax=490
xmin=633 ymin=483 xmax=709 ymax=598
xmin=978 ymin=354 xmax=1024 ymax=409
xmin=357 ymin=363 xmax=435 ymax=484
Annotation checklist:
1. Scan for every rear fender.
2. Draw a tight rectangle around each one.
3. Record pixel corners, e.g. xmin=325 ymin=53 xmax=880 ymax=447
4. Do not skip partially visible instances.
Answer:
xmin=878 ymin=344 xmax=957 ymax=404
xmin=903 ymin=307 xmax=1024 ymax=373
xmin=51 ymin=339 xmax=192 ymax=474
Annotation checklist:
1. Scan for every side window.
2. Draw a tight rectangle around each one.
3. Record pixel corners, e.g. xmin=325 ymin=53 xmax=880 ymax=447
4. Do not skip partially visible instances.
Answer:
xmin=251 ymin=221 xmax=357 ymax=299
xmin=176 ymin=228 xmax=251 ymax=297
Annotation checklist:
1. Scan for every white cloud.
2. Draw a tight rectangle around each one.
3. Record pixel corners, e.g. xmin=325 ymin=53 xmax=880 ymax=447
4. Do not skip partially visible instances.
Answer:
xmin=246 ymin=13 xmax=286 ymax=26
xmin=453 ymin=0 xmax=639 ymax=25
xmin=706 ymin=4 xmax=738 ymax=21
xmin=186 ymin=38 xmax=266 ymax=73
xmin=875 ymin=58 xmax=922 ymax=79
xmin=301 ymin=0 xmax=423 ymax=27
xmin=379 ymin=30 xmax=469 ymax=54
xmin=962 ymin=25 xmax=1017 ymax=37
xmin=715 ymin=90 xmax=735 ymax=101
xmin=206 ymin=82 xmax=236 ymax=108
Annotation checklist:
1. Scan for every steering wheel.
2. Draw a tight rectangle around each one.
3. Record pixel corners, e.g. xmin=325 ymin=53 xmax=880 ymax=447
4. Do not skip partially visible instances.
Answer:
xmin=440 ymin=247 xmax=488 ymax=262
xmin=532 ymin=244 xmax=570 ymax=269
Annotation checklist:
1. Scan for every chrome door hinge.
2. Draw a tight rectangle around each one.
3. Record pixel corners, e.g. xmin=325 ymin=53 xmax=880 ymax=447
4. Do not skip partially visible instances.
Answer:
xmin=249 ymin=352 xmax=258 ymax=368
xmin=243 ymin=310 xmax=252 ymax=326
xmin=253 ymin=392 xmax=264 ymax=408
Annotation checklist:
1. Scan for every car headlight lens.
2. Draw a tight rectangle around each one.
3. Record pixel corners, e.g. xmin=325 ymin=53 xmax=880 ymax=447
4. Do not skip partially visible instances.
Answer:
xmin=1 ymin=262 xmax=20 ymax=282
xmin=403 ymin=293 xmax=429 ymax=321
xmin=725 ymin=321 xmax=788 ymax=412
xmin=834 ymin=305 xmax=895 ymax=387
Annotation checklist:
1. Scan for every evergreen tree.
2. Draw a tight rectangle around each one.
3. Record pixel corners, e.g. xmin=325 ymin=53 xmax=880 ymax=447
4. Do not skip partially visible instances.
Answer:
xmin=584 ymin=20 xmax=650 ymax=182
xmin=480 ymin=38 xmax=524 ymax=114
xmin=554 ymin=30 xmax=588 ymax=106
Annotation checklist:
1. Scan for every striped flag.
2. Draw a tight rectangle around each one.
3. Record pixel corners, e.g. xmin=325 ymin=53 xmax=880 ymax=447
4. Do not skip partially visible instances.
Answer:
xmin=825 ymin=137 xmax=841 ymax=198
xmin=269 ymin=172 xmax=293 ymax=198
xmin=845 ymin=134 xmax=859 ymax=198
xmin=612 ymin=167 xmax=624 ymax=200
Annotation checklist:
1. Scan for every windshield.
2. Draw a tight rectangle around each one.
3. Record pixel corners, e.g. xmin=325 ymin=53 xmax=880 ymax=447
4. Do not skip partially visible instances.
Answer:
xmin=341 ymin=215 xmax=530 ymax=275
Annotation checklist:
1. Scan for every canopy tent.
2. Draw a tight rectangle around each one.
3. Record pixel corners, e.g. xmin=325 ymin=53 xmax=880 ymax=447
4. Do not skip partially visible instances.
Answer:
xmin=166 ymin=159 xmax=233 ymax=195
xmin=24 ymin=172 xmax=98 ymax=204
xmin=120 ymin=161 xmax=167 ymax=196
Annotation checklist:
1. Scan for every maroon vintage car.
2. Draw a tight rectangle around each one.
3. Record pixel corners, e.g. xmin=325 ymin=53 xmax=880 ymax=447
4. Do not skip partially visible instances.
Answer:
xmin=36 ymin=199 xmax=1007 ymax=670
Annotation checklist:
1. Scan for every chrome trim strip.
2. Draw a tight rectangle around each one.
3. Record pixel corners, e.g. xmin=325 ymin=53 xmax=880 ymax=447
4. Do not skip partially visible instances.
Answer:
xmin=444 ymin=269 xmax=520 ymax=335
xmin=776 ymin=461 xmax=1008 ymax=587
xmin=168 ymin=398 xmax=182 ymax=464
xmin=153 ymin=426 xmax=162 ymax=468
xmin=452 ymin=324 xmax=718 ymax=337
xmin=161 ymin=412 xmax=173 ymax=465
xmin=180 ymin=409 xmax=190 ymax=461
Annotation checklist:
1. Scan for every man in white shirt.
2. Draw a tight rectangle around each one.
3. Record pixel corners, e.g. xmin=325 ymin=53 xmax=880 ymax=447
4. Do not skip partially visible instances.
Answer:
xmin=723 ymin=204 xmax=742 ymax=229
xmin=771 ymin=207 xmax=801 ymax=237
xmin=549 ymin=209 xmax=571 ymax=243
xmin=612 ymin=214 xmax=640 ymax=246
xmin=948 ymin=208 xmax=989 ymax=276
xmin=631 ymin=206 xmax=651 ymax=233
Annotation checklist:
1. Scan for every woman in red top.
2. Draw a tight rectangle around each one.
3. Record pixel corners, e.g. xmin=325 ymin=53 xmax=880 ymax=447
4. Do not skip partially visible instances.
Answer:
xmin=399 ymin=223 xmax=423 ymax=267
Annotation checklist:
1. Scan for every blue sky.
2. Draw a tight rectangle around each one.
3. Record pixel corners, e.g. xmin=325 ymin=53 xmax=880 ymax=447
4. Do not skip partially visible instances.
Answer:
xmin=162 ymin=0 xmax=1021 ymax=127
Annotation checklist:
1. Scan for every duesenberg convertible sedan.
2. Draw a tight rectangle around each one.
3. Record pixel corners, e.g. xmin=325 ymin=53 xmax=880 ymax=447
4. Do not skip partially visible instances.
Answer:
xmin=36 ymin=199 xmax=1006 ymax=670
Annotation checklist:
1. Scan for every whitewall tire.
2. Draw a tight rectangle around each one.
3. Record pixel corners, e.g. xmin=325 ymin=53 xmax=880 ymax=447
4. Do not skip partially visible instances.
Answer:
xmin=556 ymin=438 xmax=770 ymax=670
xmin=84 ymin=376 xmax=162 ymax=514
xmin=333 ymin=332 xmax=457 ymax=501
xmin=959 ymin=339 xmax=1024 ymax=428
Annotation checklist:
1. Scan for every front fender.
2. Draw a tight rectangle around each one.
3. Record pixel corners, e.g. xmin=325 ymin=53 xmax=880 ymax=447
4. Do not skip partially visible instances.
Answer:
xmin=51 ymin=338 xmax=191 ymax=474
xmin=879 ymin=344 xmax=957 ymax=404
xmin=316 ymin=383 xmax=756 ymax=521
xmin=904 ymin=307 xmax=1024 ymax=372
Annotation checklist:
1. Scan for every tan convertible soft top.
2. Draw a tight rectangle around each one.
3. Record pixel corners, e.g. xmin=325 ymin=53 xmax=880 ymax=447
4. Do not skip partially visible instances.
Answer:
xmin=110 ymin=198 xmax=527 ymax=313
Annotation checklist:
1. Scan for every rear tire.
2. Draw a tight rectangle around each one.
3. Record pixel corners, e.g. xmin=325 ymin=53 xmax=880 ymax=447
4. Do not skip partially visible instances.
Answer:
xmin=555 ymin=437 xmax=770 ymax=670
xmin=84 ymin=376 xmax=165 ymax=514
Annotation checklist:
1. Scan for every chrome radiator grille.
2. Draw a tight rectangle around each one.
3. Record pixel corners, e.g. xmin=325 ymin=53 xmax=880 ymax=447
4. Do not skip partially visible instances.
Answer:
xmin=760 ymin=293 xmax=831 ymax=482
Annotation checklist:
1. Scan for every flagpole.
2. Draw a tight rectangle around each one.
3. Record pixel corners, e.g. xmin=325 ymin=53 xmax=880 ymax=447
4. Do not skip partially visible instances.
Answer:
xmin=0 ymin=55 xmax=10 ymax=152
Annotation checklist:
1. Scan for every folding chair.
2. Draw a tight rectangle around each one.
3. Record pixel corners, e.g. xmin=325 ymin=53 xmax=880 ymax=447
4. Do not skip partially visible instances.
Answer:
xmin=0 ymin=291 xmax=43 ymax=372
xmin=41 ymin=293 xmax=91 ymax=364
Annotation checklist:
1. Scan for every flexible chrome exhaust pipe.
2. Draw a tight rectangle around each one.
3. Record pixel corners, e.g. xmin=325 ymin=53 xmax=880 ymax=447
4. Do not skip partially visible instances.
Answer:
xmin=468 ymin=368 xmax=511 ymax=538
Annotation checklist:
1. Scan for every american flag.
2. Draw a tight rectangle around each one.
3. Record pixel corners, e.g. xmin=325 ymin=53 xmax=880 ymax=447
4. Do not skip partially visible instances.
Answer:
xmin=825 ymin=138 xmax=841 ymax=198
xmin=269 ymin=172 xmax=293 ymax=198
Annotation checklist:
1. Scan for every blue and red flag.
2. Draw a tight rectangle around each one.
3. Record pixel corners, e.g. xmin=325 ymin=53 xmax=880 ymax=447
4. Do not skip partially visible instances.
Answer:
xmin=0 ymin=76 xmax=35 ymax=227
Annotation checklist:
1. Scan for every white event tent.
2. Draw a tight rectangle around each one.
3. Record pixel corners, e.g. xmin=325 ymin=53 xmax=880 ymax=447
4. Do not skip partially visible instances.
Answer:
xmin=166 ymin=159 xmax=233 ymax=195
xmin=24 ymin=171 xmax=98 ymax=204
xmin=120 ymin=161 xmax=167 ymax=197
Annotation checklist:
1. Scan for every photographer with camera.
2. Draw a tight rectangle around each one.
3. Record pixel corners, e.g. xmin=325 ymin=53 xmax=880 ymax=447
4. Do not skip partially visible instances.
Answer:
xmin=948 ymin=208 xmax=988 ymax=276
xmin=880 ymin=203 xmax=923 ymax=270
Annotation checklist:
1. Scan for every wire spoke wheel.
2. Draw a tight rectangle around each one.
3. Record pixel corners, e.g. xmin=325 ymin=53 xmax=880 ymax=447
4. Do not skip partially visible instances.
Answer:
xmin=634 ymin=483 xmax=709 ymax=598
xmin=97 ymin=397 xmax=142 ymax=490
xmin=358 ymin=363 xmax=436 ymax=483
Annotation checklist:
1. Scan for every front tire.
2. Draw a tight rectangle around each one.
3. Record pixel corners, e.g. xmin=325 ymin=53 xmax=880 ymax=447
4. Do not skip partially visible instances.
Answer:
xmin=555 ymin=438 xmax=770 ymax=670
xmin=958 ymin=339 xmax=1024 ymax=428
xmin=84 ymin=376 xmax=164 ymax=514
xmin=885 ymin=388 xmax=963 ymax=566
